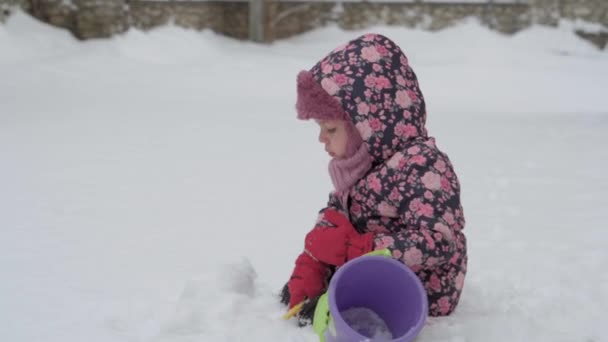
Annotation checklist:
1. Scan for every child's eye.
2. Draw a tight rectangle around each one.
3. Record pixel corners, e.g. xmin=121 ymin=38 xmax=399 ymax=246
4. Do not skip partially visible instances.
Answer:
xmin=327 ymin=128 xmax=337 ymax=134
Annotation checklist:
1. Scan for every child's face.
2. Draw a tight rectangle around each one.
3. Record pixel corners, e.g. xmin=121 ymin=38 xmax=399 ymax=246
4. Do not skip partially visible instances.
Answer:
xmin=315 ymin=119 xmax=349 ymax=159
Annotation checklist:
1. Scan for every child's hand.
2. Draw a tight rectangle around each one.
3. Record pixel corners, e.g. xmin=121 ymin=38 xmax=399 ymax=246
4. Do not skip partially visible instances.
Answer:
xmin=285 ymin=252 xmax=328 ymax=309
xmin=305 ymin=209 xmax=374 ymax=266
xmin=280 ymin=283 xmax=322 ymax=326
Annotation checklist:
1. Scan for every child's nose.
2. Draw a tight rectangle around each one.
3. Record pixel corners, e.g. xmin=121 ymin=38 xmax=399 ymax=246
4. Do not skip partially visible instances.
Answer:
xmin=318 ymin=132 xmax=327 ymax=144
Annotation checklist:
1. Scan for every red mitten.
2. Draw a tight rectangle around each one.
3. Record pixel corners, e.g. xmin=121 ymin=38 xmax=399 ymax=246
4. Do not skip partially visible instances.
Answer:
xmin=305 ymin=209 xmax=374 ymax=267
xmin=287 ymin=252 xmax=328 ymax=309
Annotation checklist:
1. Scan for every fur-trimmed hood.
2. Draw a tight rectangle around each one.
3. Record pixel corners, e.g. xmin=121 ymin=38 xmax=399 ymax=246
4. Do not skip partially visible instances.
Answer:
xmin=296 ymin=33 xmax=428 ymax=165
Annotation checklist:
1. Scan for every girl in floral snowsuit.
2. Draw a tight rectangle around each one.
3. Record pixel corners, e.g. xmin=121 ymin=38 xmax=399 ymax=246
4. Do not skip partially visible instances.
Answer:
xmin=281 ymin=33 xmax=467 ymax=324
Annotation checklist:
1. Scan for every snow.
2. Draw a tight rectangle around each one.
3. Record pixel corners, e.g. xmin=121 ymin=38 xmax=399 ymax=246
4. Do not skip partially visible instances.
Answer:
xmin=1 ymin=10 xmax=607 ymax=342
xmin=341 ymin=307 xmax=393 ymax=340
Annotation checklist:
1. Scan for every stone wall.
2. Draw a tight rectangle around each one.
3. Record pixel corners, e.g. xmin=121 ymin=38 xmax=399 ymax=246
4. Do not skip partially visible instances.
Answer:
xmin=529 ymin=0 xmax=608 ymax=48
xmin=29 ymin=0 xmax=75 ymax=29
xmin=75 ymin=0 xmax=128 ymax=39
xmin=13 ymin=0 xmax=249 ymax=40
xmin=268 ymin=1 xmax=530 ymax=40
xmin=25 ymin=0 xmax=127 ymax=38
xmin=129 ymin=1 xmax=248 ymax=39
xmin=0 ymin=0 xmax=29 ymax=22
xmin=1 ymin=0 xmax=607 ymax=48
xmin=561 ymin=0 xmax=608 ymax=23
xmin=267 ymin=2 xmax=335 ymax=40
xmin=529 ymin=0 xmax=608 ymax=26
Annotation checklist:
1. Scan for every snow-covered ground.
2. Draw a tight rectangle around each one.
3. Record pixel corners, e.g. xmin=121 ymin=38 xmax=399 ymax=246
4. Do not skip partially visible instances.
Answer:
xmin=1 ymin=10 xmax=607 ymax=342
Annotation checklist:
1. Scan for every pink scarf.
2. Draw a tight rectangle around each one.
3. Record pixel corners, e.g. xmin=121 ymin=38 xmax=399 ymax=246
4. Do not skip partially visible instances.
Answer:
xmin=329 ymin=143 xmax=373 ymax=195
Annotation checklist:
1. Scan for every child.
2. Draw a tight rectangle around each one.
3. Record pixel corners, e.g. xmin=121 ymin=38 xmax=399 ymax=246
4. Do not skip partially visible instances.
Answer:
xmin=280 ymin=33 xmax=467 ymax=325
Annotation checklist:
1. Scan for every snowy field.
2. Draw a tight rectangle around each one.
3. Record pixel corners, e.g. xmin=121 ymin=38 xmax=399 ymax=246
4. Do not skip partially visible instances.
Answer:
xmin=1 ymin=11 xmax=607 ymax=342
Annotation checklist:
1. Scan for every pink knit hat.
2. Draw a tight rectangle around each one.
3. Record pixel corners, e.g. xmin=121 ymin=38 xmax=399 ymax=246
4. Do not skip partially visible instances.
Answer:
xmin=295 ymin=70 xmax=363 ymax=158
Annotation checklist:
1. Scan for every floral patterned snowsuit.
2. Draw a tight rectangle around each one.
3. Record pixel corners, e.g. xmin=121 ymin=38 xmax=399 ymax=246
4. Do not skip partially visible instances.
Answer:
xmin=310 ymin=33 xmax=467 ymax=316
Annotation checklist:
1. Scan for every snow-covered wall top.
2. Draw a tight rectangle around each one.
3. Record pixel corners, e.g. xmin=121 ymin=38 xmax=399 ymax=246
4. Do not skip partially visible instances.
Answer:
xmin=138 ymin=0 xmax=530 ymax=2
xmin=1 ymin=0 xmax=606 ymax=48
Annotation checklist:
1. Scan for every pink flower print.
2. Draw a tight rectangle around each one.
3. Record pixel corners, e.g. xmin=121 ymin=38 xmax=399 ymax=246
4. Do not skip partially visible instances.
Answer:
xmin=395 ymin=122 xmax=418 ymax=138
xmin=333 ymin=63 xmax=342 ymax=70
xmin=455 ymin=272 xmax=465 ymax=290
xmin=424 ymin=190 xmax=434 ymax=200
xmin=434 ymin=159 xmax=447 ymax=173
xmin=364 ymin=89 xmax=373 ymax=98
xmin=372 ymin=63 xmax=382 ymax=72
xmin=426 ymin=256 xmax=439 ymax=267
xmin=394 ymin=122 xmax=406 ymax=137
xmin=387 ymin=152 xmax=404 ymax=169
xmin=334 ymin=74 xmax=348 ymax=86
xmin=375 ymin=76 xmax=391 ymax=90
xmin=370 ymin=104 xmax=378 ymax=113
xmin=421 ymin=171 xmax=442 ymax=190
xmin=362 ymin=34 xmax=375 ymax=42
xmin=421 ymin=230 xmax=436 ymax=249
xmin=400 ymin=55 xmax=409 ymax=66
xmin=402 ymin=247 xmax=423 ymax=267
xmin=377 ymin=45 xmax=388 ymax=55
xmin=429 ymin=274 xmax=442 ymax=292
xmin=389 ymin=188 xmax=400 ymax=202
xmin=369 ymin=221 xmax=390 ymax=233
xmin=375 ymin=235 xmax=395 ymax=249
xmin=396 ymin=75 xmax=406 ymax=86
xmin=378 ymin=201 xmax=398 ymax=217
xmin=392 ymin=250 xmax=402 ymax=259
xmin=409 ymin=198 xmax=422 ymax=212
xmin=351 ymin=202 xmax=362 ymax=215
xmin=405 ymin=124 xmax=418 ymax=137
xmin=364 ymin=75 xmax=376 ymax=88
xmin=321 ymin=77 xmax=340 ymax=95
xmin=408 ymin=90 xmax=418 ymax=102
xmin=368 ymin=174 xmax=382 ymax=193
xmin=396 ymin=90 xmax=412 ymax=108
xmin=437 ymin=296 xmax=451 ymax=315
xmin=443 ymin=212 xmax=455 ymax=225
xmin=357 ymin=102 xmax=370 ymax=115
xmin=407 ymin=145 xmax=420 ymax=154
xmin=322 ymin=63 xmax=333 ymax=74
xmin=403 ymin=110 xmax=412 ymax=119
xmin=410 ymin=155 xmax=426 ymax=166
xmin=418 ymin=203 xmax=434 ymax=217
xmin=434 ymin=222 xmax=453 ymax=242
xmin=361 ymin=46 xmax=381 ymax=62
xmin=403 ymin=211 xmax=412 ymax=221
xmin=449 ymin=252 xmax=460 ymax=265
xmin=391 ymin=138 xmax=400 ymax=149
xmin=384 ymin=97 xmax=394 ymax=110
xmin=369 ymin=118 xmax=382 ymax=131
xmin=441 ymin=177 xmax=451 ymax=191
xmin=356 ymin=120 xmax=373 ymax=140
xmin=398 ymin=157 xmax=408 ymax=169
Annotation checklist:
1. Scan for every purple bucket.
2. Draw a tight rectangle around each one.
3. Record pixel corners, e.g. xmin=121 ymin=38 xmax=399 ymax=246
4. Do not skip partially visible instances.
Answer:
xmin=325 ymin=256 xmax=428 ymax=342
